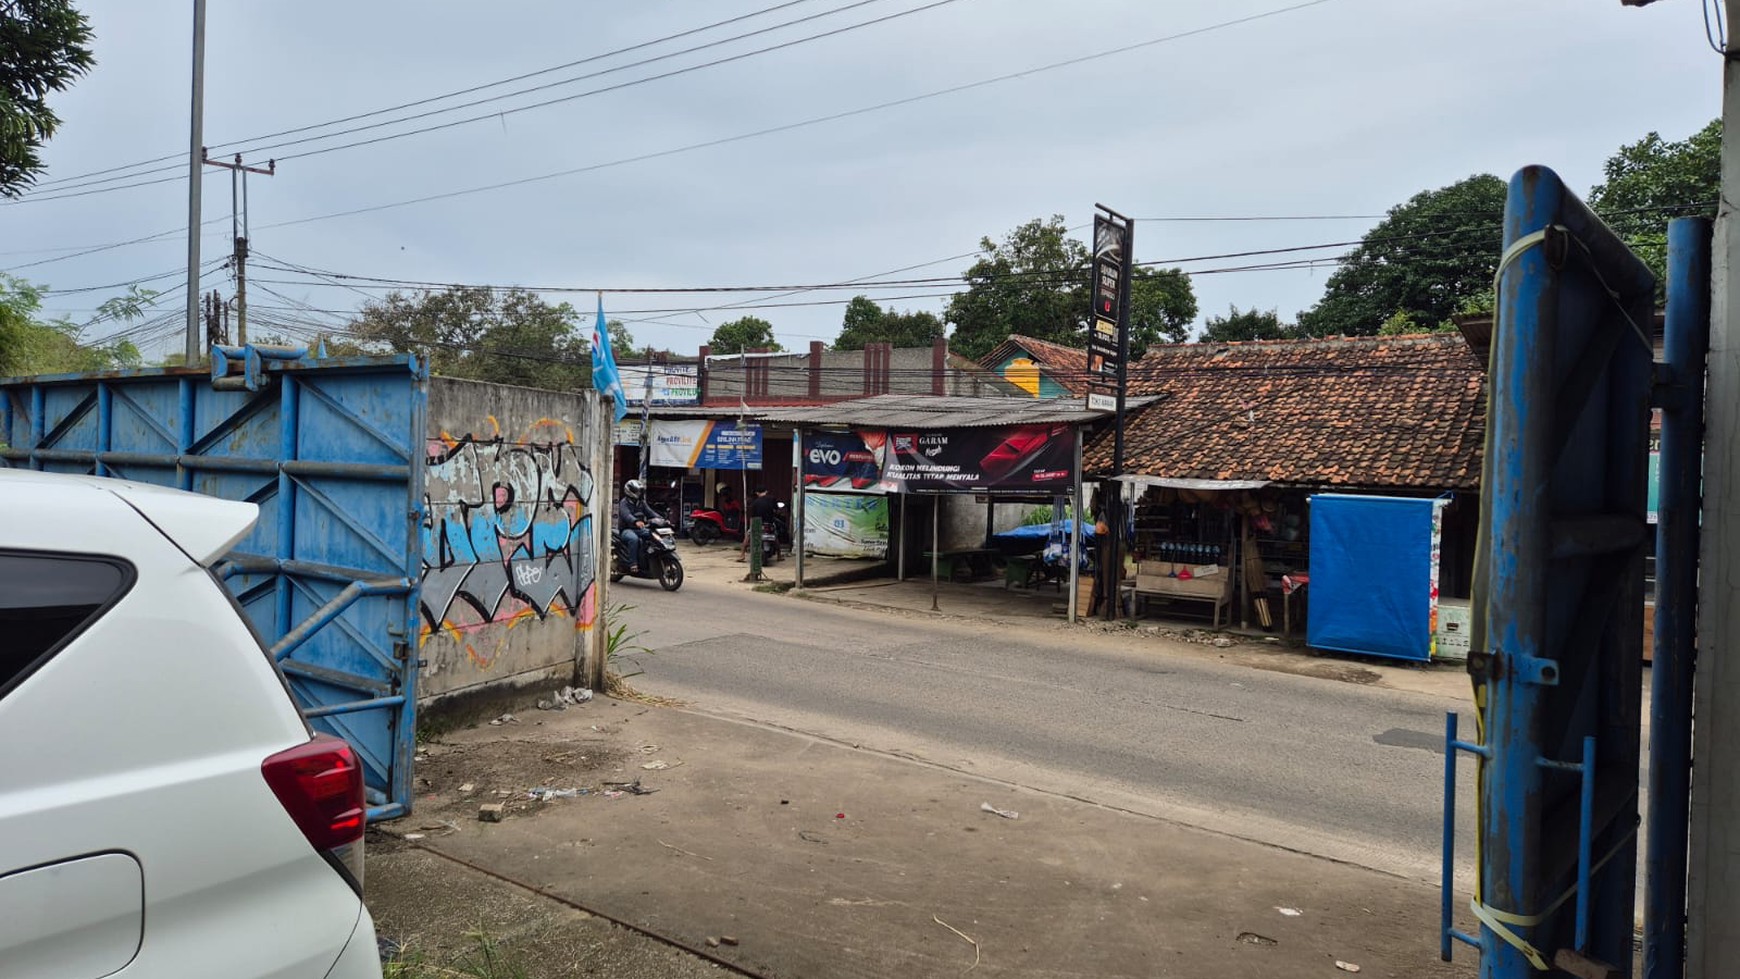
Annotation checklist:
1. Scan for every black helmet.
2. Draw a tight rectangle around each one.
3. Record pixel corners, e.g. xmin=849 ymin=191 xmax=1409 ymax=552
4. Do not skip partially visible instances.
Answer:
xmin=625 ymin=479 xmax=644 ymax=499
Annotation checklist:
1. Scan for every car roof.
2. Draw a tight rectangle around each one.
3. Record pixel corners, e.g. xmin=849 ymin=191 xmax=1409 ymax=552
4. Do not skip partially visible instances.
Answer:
xmin=0 ymin=469 xmax=258 ymax=565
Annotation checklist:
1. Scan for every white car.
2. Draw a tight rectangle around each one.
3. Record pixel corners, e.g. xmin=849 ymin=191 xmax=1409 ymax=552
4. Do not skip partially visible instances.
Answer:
xmin=0 ymin=470 xmax=383 ymax=979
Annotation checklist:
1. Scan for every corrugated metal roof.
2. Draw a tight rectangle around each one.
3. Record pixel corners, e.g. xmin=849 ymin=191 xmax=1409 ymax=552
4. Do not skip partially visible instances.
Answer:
xmin=757 ymin=394 xmax=1106 ymax=428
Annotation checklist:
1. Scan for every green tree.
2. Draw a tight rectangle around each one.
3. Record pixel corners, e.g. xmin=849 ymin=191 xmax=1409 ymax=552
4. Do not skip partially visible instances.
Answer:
xmin=1296 ymin=175 xmax=1507 ymax=337
xmin=1 ymin=1 xmax=96 ymax=197
xmin=0 ymin=275 xmax=143 ymax=376
xmin=1200 ymin=305 xmax=1293 ymax=343
xmin=708 ymin=315 xmax=782 ymax=354
xmin=945 ymin=216 xmax=1088 ymax=360
xmin=606 ymin=318 xmax=639 ymax=361
xmin=1589 ymin=119 xmax=1720 ymax=285
xmin=1128 ymin=266 xmax=1197 ymax=353
xmin=833 ymin=295 xmax=944 ymax=350
xmin=944 ymin=216 xmax=1197 ymax=360
xmin=346 ymin=286 xmax=590 ymax=391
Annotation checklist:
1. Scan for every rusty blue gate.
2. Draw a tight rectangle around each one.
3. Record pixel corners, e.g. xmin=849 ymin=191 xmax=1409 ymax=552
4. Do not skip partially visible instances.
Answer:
xmin=1 ymin=348 xmax=428 ymax=820
xmin=1440 ymin=167 xmax=1655 ymax=978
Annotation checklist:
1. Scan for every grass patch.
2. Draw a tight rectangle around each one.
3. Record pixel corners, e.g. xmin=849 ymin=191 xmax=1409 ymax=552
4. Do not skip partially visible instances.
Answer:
xmin=601 ymin=602 xmax=682 ymax=705
xmin=753 ymin=580 xmax=793 ymax=594
xmin=383 ymin=928 xmax=530 ymax=979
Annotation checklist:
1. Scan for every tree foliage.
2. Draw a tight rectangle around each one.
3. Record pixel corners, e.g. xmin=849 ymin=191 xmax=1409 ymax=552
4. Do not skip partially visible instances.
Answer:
xmin=0 ymin=1 xmax=96 ymax=198
xmin=0 ymin=275 xmax=143 ymax=377
xmin=1295 ymin=175 xmax=1507 ymax=337
xmin=944 ymin=215 xmax=1196 ymax=361
xmin=708 ymin=315 xmax=782 ymax=354
xmin=1199 ymin=305 xmax=1294 ymax=343
xmin=607 ymin=318 xmax=639 ymax=361
xmin=1589 ymin=118 xmax=1720 ymax=285
xmin=833 ymin=295 xmax=944 ymax=350
xmin=1128 ymin=265 xmax=1198 ymax=353
xmin=346 ymin=286 xmax=590 ymax=391
xmin=945 ymin=216 xmax=1085 ymax=361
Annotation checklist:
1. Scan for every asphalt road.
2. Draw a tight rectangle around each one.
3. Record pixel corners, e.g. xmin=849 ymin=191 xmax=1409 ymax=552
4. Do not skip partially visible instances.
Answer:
xmin=617 ymin=569 xmax=1481 ymax=884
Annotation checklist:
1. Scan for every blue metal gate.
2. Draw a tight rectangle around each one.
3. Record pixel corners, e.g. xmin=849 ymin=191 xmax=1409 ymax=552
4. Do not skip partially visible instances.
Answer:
xmin=1441 ymin=167 xmax=1654 ymax=977
xmin=1 ymin=349 xmax=427 ymax=820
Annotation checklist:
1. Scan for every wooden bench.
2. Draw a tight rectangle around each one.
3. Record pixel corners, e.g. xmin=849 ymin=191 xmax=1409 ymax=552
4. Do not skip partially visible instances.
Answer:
xmin=923 ymin=548 xmax=998 ymax=582
xmin=1132 ymin=561 xmax=1233 ymax=628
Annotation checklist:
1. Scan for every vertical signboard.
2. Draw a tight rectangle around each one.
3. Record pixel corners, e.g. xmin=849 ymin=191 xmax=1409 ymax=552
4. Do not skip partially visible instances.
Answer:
xmin=1091 ymin=204 xmax=1135 ymax=621
xmin=1089 ymin=214 xmax=1129 ymax=381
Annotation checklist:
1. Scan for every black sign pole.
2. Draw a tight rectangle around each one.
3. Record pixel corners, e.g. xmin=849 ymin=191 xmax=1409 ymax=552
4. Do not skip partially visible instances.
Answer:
xmin=1115 ymin=216 xmax=1133 ymax=619
xmin=1094 ymin=204 xmax=1133 ymax=621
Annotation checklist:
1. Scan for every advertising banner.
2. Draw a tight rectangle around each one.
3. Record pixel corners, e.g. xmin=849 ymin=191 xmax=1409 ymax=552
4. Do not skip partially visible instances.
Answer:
xmin=802 ymin=429 xmax=896 ymax=493
xmin=620 ymin=364 xmax=701 ymax=406
xmin=803 ymin=493 xmax=889 ymax=559
xmin=647 ymin=420 xmax=763 ymax=470
xmin=886 ymin=424 xmax=1078 ymax=494
xmin=1089 ymin=212 xmax=1132 ymax=381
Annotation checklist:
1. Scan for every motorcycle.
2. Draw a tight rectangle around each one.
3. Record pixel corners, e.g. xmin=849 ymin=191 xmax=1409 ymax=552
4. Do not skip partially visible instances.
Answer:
xmin=760 ymin=502 xmax=789 ymax=564
xmin=686 ymin=505 xmax=743 ymax=546
xmin=610 ymin=515 xmax=685 ymax=591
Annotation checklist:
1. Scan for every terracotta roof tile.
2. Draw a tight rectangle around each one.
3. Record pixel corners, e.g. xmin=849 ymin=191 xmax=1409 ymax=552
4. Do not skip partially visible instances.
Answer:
xmin=1085 ymin=333 xmax=1486 ymax=490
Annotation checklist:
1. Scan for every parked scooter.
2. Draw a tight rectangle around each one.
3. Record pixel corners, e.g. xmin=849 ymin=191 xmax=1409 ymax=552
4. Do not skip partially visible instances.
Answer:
xmin=686 ymin=505 xmax=742 ymax=546
xmin=611 ymin=515 xmax=684 ymax=591
xmin=759 ymin=504 xmax=787 ymax=564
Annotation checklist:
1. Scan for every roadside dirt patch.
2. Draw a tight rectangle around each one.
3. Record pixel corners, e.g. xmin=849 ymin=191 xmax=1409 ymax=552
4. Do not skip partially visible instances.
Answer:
xmin=1304 ymin=662 xmax=1383 ymax=685
xmin=411 ymin=734 xmax=637 ymax=823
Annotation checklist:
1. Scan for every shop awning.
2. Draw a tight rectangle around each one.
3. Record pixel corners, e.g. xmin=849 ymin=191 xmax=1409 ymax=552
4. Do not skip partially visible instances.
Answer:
xmin=1116 ymin=475 xmax=1271 ymax=492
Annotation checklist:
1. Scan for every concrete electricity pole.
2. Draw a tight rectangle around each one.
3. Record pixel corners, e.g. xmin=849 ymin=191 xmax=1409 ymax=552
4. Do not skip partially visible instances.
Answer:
xmin=1687 ymin=2 xmax=1740 ymax=975
xmin=202 ymin=153 xmax=275 ymax=346
xmin=183 ymin=0 xmax=206 ymax=364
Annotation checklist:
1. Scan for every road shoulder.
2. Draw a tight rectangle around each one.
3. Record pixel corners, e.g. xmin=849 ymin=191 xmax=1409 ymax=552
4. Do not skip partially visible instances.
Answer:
xmin=387 ymin=700 xmax=1475 ymax=979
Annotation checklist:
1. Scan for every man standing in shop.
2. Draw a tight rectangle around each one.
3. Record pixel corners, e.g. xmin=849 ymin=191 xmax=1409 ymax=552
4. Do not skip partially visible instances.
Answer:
xmin=738 ymin=486 xmax=781 ymax=563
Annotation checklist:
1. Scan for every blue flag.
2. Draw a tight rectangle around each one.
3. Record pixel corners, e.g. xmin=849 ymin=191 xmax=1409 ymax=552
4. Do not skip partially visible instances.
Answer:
xmin=591 ymin=295 xmax=628 ymax=422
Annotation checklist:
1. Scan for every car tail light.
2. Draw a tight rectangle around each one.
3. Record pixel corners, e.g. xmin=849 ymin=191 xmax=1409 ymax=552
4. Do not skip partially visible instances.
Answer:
xmin=262 ymin=734 xmax=366 ymax=890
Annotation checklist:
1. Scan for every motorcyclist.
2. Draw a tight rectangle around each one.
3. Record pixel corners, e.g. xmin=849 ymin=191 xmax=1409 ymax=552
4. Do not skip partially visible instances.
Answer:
xmin=617 ymin=479 xmax=657 ymax=573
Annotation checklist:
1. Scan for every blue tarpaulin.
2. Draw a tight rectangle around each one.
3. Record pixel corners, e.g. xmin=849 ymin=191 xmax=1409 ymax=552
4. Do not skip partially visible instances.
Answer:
xmin=992 ymin=518 xmax=1095 ymax=542
xmin=1307 ymin=494 xmax=1444 ymax=662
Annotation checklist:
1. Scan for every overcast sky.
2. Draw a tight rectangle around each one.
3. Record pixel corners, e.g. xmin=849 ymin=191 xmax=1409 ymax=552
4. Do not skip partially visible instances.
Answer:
xmin=3 ymin=0 xmax=1723 ymax=359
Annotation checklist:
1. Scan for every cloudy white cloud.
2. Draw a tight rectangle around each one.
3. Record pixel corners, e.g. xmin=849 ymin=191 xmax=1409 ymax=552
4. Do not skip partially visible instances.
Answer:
xmin=4 ymin=0 xmax=1722 ymax=358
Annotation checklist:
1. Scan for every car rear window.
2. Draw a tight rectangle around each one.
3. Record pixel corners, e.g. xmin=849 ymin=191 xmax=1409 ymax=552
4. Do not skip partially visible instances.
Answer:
xmin=0 ymin=551 xmax=135 ymax=699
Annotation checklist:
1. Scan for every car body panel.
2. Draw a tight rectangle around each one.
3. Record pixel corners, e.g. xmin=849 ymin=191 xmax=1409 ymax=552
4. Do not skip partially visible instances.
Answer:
xmin=0 ymin=472 xmax=379 ymax=979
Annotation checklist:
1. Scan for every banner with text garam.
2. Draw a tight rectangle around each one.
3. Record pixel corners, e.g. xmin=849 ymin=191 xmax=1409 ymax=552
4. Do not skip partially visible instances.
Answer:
xmin=800 ymin=425 xmax=1077 ymax=494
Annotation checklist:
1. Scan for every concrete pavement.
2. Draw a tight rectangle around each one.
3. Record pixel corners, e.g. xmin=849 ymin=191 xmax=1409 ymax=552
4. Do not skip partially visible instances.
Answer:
xmin=391 ymin=701 xmax=1475 ymax=979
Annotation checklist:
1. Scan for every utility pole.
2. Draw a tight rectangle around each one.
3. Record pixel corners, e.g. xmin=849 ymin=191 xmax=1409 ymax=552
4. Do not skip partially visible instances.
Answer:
xmin=202 ymin=153 xmax=275 ymax=347
xmin=184 ymin=0 xmax=206 ymax=364
xmin=637 ymin=347 xmax=655 ymax=485
xmin=1688 ymin=2 xmax=1740 ymax=975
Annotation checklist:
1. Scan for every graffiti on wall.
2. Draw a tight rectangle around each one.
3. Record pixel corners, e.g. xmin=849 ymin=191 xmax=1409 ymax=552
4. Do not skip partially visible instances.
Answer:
xmin=419 ymin=417 xmax=597 ymax=665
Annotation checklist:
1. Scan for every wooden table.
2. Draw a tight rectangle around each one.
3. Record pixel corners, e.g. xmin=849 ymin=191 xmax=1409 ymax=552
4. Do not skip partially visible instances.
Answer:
xmin=1132 ymin=561 xmax=1232 ymax=628
xmin=923 ymin=548 xmax=998 ymax=582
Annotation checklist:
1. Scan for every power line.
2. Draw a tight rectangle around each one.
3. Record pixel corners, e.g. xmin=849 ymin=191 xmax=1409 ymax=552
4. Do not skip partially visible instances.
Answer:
xmin=9 ymin=0 xmax=952 ymax=203
xmin=1137 ymin=214 xmax=1386 ymax=222
xmin=16 ymin=0 xmax=837 ymax=194
xmin=239 ymin=219 xmax=1500 ymax=296
xmin=240 ymin=0 xmax=1342 ymax=233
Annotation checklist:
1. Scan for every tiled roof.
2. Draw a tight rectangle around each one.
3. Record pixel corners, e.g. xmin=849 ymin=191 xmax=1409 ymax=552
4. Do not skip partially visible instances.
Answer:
xmin=977 ymin=334 xmax=1091 ymax=394
xmin=1085 ymin=333 xmax=1486 ymax=490
xmin=759 ymin=393 xmax=1100 ymax=428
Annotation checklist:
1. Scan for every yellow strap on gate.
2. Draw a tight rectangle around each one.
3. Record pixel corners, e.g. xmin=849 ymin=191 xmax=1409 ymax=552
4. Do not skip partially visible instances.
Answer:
xmin=1467 ymin=830 xmax=1637 ymax=971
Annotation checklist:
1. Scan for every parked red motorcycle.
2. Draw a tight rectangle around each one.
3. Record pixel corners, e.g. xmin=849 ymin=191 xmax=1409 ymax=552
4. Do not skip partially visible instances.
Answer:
xmin=686 ymin=504 xmax=743 ymax=545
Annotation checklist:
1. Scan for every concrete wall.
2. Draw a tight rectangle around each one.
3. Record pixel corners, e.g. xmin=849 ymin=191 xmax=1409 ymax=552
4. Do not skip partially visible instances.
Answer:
xmin=939 ymin=495 xmax=1051 ymax=551
xmin=704 ymin=348 xmax=1017 ymax=401
xmin=418 ymin=377 xmax=604 ymax=701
